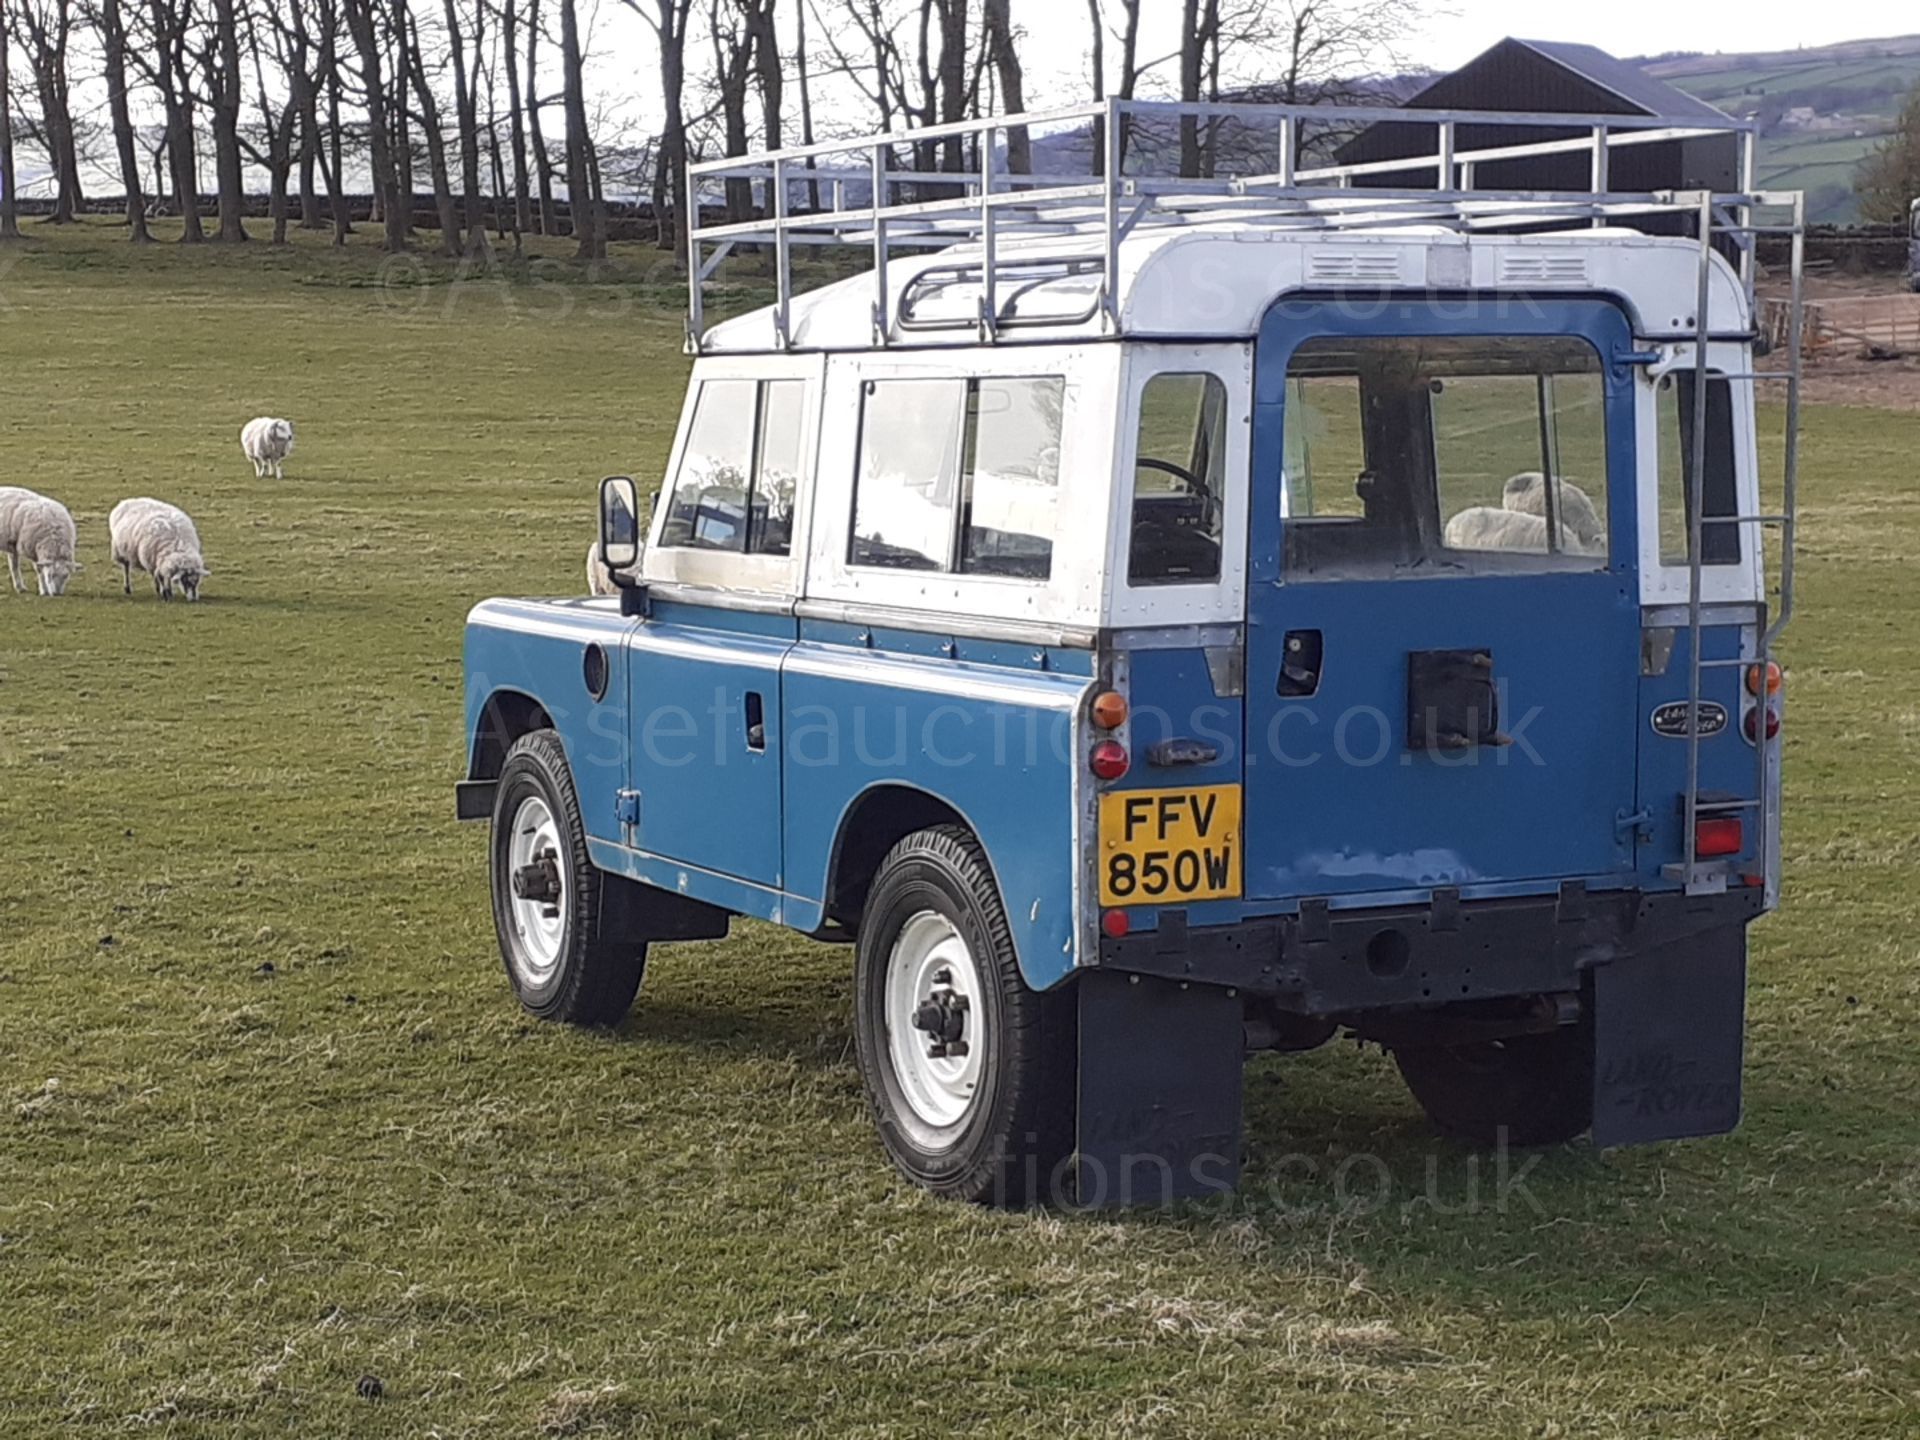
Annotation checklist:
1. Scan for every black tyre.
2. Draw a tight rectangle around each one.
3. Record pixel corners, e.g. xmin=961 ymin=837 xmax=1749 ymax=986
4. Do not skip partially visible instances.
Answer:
xmin=1393 ymin=1025 xmax=1594 ymax=1148
xmin=854 ymin=825 xmax=1073 ymax=1205
xmin=489 ymin=729 xmax=646 ymax=1026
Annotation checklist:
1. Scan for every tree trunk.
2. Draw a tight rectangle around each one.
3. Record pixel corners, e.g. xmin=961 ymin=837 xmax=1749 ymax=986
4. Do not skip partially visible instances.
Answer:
xmin=208 ymin=0 xmax=250 ymax=240
xmin=147 ymin=0 xmax=205 ymax=241
xmin=526 ymin=0 xmax=554 ymax=233
xmin=99 ymin=0 xmax=153 ymax=239
xmin=794 ymin=0 xmax=818 ymax=210
xmin=0 ymin=10 xmax=19 ymax=240
xmin=1179 ymin=0 xmax=1202 ymax=178
xmin=341 ymin=0 xmax=408 ymax=251
xmin=983 ymin=0 xmax=1027 ymax=174
xmin=18 ymin=0 xmax=85 ymax=221
xmin=403 ymin=7 xmax=461 ymax=256
xmin=318 ymin=0 xmax=352 ymax=244
xmin=443 ymin=0 xmax=492 ymax=257
xmin=503 ymin=0 xmax=532 ymax=236
xmin=558 ymin=0 xmax=600 ymax=259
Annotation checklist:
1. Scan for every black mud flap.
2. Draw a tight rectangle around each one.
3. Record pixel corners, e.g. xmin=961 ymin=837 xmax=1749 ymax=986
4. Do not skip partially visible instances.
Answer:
xmin=1591 ymin=923 xmax=1747 ymax=1148
xmin=1075 ymin=971 xmax=1243 ymax=1206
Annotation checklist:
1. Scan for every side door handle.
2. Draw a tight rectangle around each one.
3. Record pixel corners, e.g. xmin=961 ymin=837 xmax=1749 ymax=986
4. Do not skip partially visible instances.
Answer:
xmin=744 ymin=690 xmax=767 ymax=752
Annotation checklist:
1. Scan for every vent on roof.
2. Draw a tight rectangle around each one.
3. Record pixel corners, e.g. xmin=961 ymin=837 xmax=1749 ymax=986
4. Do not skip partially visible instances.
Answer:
xmin=1308 ymin=251 xmax=1404 ymax=284
xmin=1499 ymin=252 xmax=1591 ymax=286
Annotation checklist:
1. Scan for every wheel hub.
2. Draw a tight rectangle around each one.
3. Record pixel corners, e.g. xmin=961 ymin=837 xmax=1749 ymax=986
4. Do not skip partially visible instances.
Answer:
xmin=511 ymin=856 xmax=562 ymax=906
xmin=884 ymin=911 xmax=987 ymax=1138
xmin=504 ymin=794 xmax=567 ymax=984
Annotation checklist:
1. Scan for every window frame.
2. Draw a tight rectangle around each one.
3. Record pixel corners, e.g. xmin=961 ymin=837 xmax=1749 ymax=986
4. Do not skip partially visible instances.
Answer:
xmin=642 ymin=354 xmax=823 ymax=598
xmin=1108 ymin=344 xmax=1253 ymax=629
xmin=807 ymin=345 xmax=1115 ymax=628
xmin=1633 ymin=343 xmax=1765 ymax=608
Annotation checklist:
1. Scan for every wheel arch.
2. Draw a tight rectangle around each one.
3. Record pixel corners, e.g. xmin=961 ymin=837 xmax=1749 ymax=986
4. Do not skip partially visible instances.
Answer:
xmin=469 ymin=688 xmax=555 ymax=782
xmin=825 ymin=783 xmax=990 ymax=932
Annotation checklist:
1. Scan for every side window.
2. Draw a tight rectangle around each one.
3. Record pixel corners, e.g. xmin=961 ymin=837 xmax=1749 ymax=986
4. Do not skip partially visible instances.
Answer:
xmin=659 ymin=378 xmax=808 ymax=557
xmin=1657 ymin=374 xmax=1740 ymax=567
xmin=851 ymin=376 xmax=1063 ymax=579
xmin=1128 ymin=372 xmax=1227 ymax=585
xmin=1281 ymin=375 xmax=1364 ymax=518
xmin=659 ymin=379 xmax=757 ymax=552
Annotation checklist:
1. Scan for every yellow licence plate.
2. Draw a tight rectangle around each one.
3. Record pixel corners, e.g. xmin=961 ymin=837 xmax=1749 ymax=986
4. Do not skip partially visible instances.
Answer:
xmin=1098 ymin=785 xmax=1243 ymax=906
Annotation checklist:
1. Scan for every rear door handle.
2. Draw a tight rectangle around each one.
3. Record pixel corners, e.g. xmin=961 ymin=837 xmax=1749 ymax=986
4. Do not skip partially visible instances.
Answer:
xmin=1277 ymin=629 xmax=1323 ymax=697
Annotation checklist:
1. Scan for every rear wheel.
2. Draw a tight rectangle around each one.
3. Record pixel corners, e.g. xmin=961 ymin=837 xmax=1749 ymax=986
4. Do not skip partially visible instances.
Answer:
xmin=489 ymin=729 xmax=646 ymax=1026
xmin=854 ymin=826 xmax=1073 ymax=1205
xmin=1393 ymin=1025 xmax=1593 ymax=1148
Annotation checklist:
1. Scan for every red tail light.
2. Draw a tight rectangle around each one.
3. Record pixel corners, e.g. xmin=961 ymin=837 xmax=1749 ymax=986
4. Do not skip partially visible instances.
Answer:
xmin=1089 ymin=740 xmax=1130 ymax=780
xmin=1101 ymin=909 xmax=1131 ymax=938
xmin=1696 ymin=816 xmax=1743 ymax=858
xmin=1743 ymin=706 xmax=1781 ymax=742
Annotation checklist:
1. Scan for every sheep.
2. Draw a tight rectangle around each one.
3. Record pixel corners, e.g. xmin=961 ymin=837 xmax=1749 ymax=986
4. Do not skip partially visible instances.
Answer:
xmin=110 ymin=497 xmax=210 ymax=602
xmin=241 ymin=417 xmax=297 ymax=481
xmin=1501 ymin=472 xmax=1604 ymax=551
xmin=1445 ymin=504 xmax=1605 ymax=558
xmin=0 ymin=486 xmax=81 ymax=596
xmin=587 ymin=540 xmax=617 ymax=597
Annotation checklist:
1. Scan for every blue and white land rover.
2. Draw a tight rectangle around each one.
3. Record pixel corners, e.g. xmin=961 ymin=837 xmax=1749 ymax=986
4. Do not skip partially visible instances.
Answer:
xmin=457 ymin=100 xmax=1800 ymax=1207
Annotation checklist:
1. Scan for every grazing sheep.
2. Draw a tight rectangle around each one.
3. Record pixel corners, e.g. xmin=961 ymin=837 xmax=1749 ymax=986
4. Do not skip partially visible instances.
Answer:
xmin=110 ymin=497 xmax=210 ymax=602
xmin=587 ymin=540 xmax=617 ymax=597
xmin=1501 ymin=472 xmax=1604 ymax=551
xmin=0 ymin=486 xmax=81 ymax=596
xmin=241 ymin=417 xmax=297 ymax=480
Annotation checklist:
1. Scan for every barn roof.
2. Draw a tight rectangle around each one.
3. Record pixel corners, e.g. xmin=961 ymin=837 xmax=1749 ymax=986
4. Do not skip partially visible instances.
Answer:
xmin=1390 ymin=38 xmax=1732 ymax=123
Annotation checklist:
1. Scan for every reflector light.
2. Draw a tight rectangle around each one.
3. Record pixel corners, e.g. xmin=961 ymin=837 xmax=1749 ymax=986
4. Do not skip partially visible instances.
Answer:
xmin=1745 ymin=661 xmax=1783 ymax=697
xmin=1743 ymin=706 xmax=1782 ymax=742
xmin=1696 ymin=816 xmax=1744 ymax=858
xmin=1090 ymin=690 xmax=1130 ymax=729
xmin=1089 ymin=740 xmax=1131 ymax=780
xmin=1101 ymin=909 xmax=1131 ymax=939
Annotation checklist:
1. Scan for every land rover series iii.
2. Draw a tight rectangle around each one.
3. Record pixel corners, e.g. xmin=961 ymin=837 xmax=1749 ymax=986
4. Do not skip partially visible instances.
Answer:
xmin=458 ymin=99 xmax=1801 ymax=1206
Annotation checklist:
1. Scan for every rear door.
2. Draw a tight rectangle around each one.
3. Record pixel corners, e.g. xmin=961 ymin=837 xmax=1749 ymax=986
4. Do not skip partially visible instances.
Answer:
xmin=1242 ymin=298 xmax=1643 ymax=901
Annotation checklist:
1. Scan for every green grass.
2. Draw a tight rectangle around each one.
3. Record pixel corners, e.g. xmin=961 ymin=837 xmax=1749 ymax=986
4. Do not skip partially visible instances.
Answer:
xmin=2 ymin=220 xmax=1918 ymax=1437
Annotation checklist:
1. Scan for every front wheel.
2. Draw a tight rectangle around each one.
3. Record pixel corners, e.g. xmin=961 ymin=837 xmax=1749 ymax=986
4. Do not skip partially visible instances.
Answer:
xmin=854 ymin=826 xmax=1073 ymax=1205
xmin=1393 ymin=1024 xmax=1593 ymax=1148
xmin=489 ymin=729 xmax=646 ymax=1026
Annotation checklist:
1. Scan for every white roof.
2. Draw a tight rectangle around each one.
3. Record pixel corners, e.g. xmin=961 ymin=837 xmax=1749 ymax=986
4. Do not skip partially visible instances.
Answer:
xmin=701 ymin=220 xmax=1751 ymax=354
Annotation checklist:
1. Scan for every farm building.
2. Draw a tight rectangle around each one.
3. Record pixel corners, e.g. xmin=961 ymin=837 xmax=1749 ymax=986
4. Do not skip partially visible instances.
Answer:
xmin=1336 ymin=38 xmax=1744 ymax=197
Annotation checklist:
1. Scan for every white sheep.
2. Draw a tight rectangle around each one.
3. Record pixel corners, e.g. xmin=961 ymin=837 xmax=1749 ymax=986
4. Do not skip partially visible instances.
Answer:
xmin=587 ymin=540 xmax=617 ymax=597
xmin=0 ymin=486 xmax=81 ymax=596
xmin=241 ymin=417 xmax=297 ymax=481
xmin=1501 ymin=472 xmax=1604 ymax=551
xmin=110 ymin=497 xmax=210 ymax=602
xmin=1444 ymin=505 xmax=1553 ymax=554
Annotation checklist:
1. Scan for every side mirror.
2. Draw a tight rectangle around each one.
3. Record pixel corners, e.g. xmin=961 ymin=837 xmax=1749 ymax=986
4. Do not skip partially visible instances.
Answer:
xmin=599 ymin=475 xmax=642 ymax=573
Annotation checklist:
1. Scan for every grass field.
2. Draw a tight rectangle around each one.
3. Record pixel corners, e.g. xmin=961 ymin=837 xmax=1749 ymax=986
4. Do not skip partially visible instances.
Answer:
xmin=1 ymin=221 xmax=1917 ymax=1437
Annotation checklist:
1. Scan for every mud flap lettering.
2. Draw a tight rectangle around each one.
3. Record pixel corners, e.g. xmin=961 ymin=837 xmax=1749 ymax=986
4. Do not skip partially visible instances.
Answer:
xmin=1076 ymin=971 xmax=1243 ymax=1205
xmin=1591 ymin=925 xmax=1746 ymax=1147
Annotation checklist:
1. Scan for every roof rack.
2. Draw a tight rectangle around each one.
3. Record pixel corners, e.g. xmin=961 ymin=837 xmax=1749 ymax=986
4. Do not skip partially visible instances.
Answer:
xmin=685 ymin=96 xmax=1777 ymax=351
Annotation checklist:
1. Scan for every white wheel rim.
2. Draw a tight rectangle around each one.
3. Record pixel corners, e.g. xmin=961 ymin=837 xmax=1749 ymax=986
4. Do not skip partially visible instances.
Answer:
xmin=884 ymin=910 xmax=986 ymax=1139
xmin=506 ymin=794 xmax=567 ymax=985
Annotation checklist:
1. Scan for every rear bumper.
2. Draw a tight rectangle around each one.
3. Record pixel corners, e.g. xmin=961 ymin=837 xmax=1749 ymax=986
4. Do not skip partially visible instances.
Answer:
xmin=1095 ymin=884 xmax=1765 ymax=1015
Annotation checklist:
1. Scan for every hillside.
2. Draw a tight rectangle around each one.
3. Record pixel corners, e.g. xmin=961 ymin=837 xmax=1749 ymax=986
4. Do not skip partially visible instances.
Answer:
xmin=1641 ymin=34 xmax=1920 ymax=223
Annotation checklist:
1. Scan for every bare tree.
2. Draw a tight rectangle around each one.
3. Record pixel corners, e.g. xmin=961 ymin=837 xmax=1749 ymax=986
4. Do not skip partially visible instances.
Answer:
xmin=0 ymin=4 xmax=20 ymax=239
xmin=239 ymin=1 xmax=300 ymax=242
xmin=621 ymin=0 xmax=693 ymax=254
xmin=708 ymin=0 xmax=754 ymax=222
xmin=90 ymin=0 xmax=153 ymax=239
xmin=138 ymin=0 xmax=207 ymax=240
xmin=557 ymin=0 xmax=601 ymax=258
xmin=441 ymin=0 xmax=492 ymax=255
xmin=203 ymin=0 xmax=251 ymax=239
xmin=316 ymin=0 xmax=352 ymax=242
xmin=10 ymin=0 xmax=85 ymax=221
xmin=981 ymin=0 xmax=1024 ymax=173
xmin=500 ymin=0 xmax=532 ymax=234
xmin=525 ymin=0 xmax=554 ymax=232
xmin=403 ymin=0 xmax=462 ymax=253
xmin=341 ymin=0 xmax=409 ymax=249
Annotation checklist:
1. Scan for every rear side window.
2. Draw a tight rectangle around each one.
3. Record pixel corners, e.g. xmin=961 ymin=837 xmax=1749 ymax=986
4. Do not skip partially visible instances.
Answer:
xmin=658 ymin=378 xmax=806 ymax=556
xmin=850 ymin=376 xmax=1062 ymax=579
xmin=1657 ymin=374 xmax=1740 ymax=567
xmin=1129 ymin=373 xmax=1227 ymax=585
